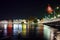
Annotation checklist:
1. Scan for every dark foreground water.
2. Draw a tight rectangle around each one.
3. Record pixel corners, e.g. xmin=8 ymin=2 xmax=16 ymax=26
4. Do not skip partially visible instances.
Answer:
xmin=0 ymin=31 xmax=44 ymax=40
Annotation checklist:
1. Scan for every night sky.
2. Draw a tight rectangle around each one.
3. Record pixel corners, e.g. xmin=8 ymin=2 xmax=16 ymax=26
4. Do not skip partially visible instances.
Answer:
xmin=0 ymin=0 xmax=60 ymax=19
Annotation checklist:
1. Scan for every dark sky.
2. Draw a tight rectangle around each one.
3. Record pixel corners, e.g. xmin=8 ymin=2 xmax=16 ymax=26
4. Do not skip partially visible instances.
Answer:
xmin=0 ymin=0 xmax=60 ymax=19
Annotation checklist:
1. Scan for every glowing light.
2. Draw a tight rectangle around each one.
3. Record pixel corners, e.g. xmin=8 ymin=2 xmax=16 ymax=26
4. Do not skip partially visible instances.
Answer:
xmin=56 ymin=6 xmax=59 ymax=9
xmin=4 ymin=24 xmax=7 ymax=30
xmin=51 ymin=17 xmax=54 ymax=19
xmin=37 ymin=19 xmax=40 ymax=23
xmin=3 ymin=21 xmax=8 ymax=30
xmin=47 ymin=4 xmax=53 ymax=14
xmin=13 ymin=24 xmax=19 ymax=30
xmin=57 ymin=14 xmax=60 ymax=17
xmin=22 ymin=19 xmax=26 ymax=23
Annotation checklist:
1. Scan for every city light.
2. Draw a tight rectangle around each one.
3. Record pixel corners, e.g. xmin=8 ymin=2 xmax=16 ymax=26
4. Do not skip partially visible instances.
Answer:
xmin=56 ymin=6 xmax=59 ymax=10
xmin=57 ymin=14 xmax=60 ymax=17
xmin=0 ymin=0 xmax=60 ymax=40
xmin=0 ymin=17 xmax=60 ymax=38
xmin=47 ymin=4 xmax=53 ymax=14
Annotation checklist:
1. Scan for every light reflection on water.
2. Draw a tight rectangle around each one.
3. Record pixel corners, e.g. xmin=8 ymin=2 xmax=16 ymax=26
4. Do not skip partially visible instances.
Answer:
xmin=18 ymin=24 xmax=22 ymax=33
xmin=3 ymin=23 xmax=44 ymax=36
xmin=4 ymin=29 xmax=7 ymax=36
xmin=2 ymin=23 xmax=53 ymax=40
xmin=13 ymin=30 xmax=18 ymax=35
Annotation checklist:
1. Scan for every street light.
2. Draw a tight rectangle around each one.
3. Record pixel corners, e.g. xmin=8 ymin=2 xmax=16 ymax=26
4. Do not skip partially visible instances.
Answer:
xmin=56 ymin=6 xmax=59 ymax=10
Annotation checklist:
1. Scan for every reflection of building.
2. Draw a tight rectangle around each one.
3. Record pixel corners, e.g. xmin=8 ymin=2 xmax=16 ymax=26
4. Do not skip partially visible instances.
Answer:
xmin=37 ymin=23 xmax=44 ymax=38
xmin=22 ymin=22 xmax=26 ymax=37
xmin=7 ymin=20 xmax=13 ymax=36
xmin=13 ymin=20 xmax=19 ymax=35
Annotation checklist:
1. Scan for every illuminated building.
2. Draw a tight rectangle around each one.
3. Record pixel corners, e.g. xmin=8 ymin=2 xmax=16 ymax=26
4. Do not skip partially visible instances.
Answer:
xmin=3 ymin=20 xmax=8 ymax=36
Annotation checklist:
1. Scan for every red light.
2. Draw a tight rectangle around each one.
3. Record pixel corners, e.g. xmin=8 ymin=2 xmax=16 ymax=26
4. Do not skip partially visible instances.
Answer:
xmin=47 ymin=4 xmax=53 ymax=14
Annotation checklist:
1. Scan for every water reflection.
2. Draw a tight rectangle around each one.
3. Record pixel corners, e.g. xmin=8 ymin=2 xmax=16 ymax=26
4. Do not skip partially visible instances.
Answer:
xmin=22 ymin=23 xmax=26 ymax=37
xmin=7 ymin=20 xmax=13 ymax=36
xmin=13 ymin=23 xmax=19 ymax=35
xmin=4 ymin=30 xmax=7 ymax=36
xmin=4 ymin=23 xmax=7 ymax=36
xmin=44 ymin=25 xmax=51 ymax=40
xmin=1 ymin=20 xmax=60 ymax=40
xmin=18 ymin=24 xmax=22 ymax=33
